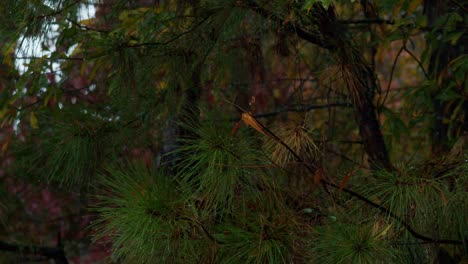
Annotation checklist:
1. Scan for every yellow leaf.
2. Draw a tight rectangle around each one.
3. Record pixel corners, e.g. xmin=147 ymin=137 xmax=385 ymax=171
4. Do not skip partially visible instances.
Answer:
xmin=375 ymin=224 xmax=392 ymax=239
xmin=1 ymin=143 xmax=7 ymax=153
xmin=407 ymin=0 xmax=422 ymax=14
xmin=157 ymin=81 xmax=168 ymax=91
xmin=30 ymin=112 xmax=39 ymax=129
xmin=1 ymin=133 xmax=12 ymax=154
xmin=2 ymin=44 xmax=15 ymax=68
xmin=0 ymin=108 xmax=9 ymax=121
xmin=79 ymin=18 xmax=96 ymax=26
xmin=241 ymin=113 xmax=267 ymax=136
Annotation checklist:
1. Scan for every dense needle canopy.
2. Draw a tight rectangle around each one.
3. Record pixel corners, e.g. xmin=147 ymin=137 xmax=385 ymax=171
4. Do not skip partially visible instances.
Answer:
xmin=0 ymin=0 xmax=466 ymax=263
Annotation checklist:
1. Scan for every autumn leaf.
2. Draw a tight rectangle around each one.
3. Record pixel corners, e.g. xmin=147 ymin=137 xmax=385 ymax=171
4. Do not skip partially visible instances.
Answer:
xmin=375 ymin=224 xmax=392 ymax=239
xmin=1 ymin=132 xmax=12 ymax=154
xmin=30 ymin=111 xmax=39 ymax=129
xmin=241 ymin=112 xmax=267 ymax=136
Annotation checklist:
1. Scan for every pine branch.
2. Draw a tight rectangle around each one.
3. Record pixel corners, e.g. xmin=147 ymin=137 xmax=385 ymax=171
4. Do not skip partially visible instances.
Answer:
xmin=322 ymin=181 xmax=464 ymax=245
xmin=242 ymin=112 xmax=464 ymax=245
xmin=338 ymin=19 xmax=395 ymax=25
xmin=379 ymin=45 xmax=404 ymax=109
xmin=253 ymin=103 xmax=353 ymax=119
xmin=228 ymin=103 xmax=352 ymax=121
xmin=36 ymin=0 xmax=81 ymax=19
xmin=240 ymin=0 xmax=393 ymax=171
xmin=124 ymin=10 xmax=219 ymax=48
xmin=67 ymin=18 xmax=109 ymax=33
xmin=240 ymin=0 xmax=335 ymax=50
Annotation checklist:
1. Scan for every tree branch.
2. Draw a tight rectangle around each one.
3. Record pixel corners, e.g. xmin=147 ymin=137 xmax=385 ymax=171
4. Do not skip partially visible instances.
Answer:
xmin=243 ymin=113 xmax=464 ymax=245
xmin=252 ymin=103 xmax=352 ymax=119
xmin=338 ymin=19 xmax=395 ymax=25
xmin=240 ymin=0 xmax=335 ymax=50
xmin=36 ymin=0 xmax=81 ymax=19
xmin=240 ymin=0 xmax=392 ymax=170
xmin=322 ymin=180 xmax=463 ymax=245
xmin=379 ymin=45 xmax=404 ymax=109
xmin=124 ymin=11 xmax=217 ymax=48
xmin=67 ymin=18 xmax=109 ymax=33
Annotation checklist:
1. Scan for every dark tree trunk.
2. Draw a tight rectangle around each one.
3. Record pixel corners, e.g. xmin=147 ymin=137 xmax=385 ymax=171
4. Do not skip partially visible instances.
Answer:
xmin=246 ymin=1 xmax=393 ymax=170
xmin=424 ymin=0 xmax=468 ymax=154
xmin=318 ymin=5 xmax=393 ymax=171
xmin=338 ymin=47 xmax=393 ymax=171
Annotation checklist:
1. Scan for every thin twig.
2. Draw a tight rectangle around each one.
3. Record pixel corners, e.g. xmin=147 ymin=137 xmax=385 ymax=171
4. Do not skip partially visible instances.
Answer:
xmin=323 ymin=180 xmax=463 ymax=245
xmin=449 ymin=0 xmax=468 ymax=12
xmin=338 ymin=19 xmax=395 ymax=25
xmin=14 ymin=56 xmax=84 ymax=61
xmin=380 ymin=45 xmax=404 ymax=109
xmin=327 ymin=149 xmax=361 ymax=166
xmin=124 ymin=11 xmax=217 ymax=48
xmin=403 ymin=46 xmax=429 ymax=79
xmin=67 ymin=19 xmax=109 ymax=33
xmin=228 ymin=103 xmax=352 ymax=121
xmin=36 ymin=0 xmax=81 ymax=19
xmin=241 ymin=0 xmax=335 ymax=50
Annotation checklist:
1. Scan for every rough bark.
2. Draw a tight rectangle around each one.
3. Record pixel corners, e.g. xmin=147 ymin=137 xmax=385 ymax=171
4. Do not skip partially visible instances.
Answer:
xmin=244 ymin=1 xmax=392 ymax=170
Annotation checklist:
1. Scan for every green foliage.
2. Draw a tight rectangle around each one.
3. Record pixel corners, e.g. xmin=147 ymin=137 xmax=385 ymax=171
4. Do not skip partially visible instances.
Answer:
xmin=310 ymin=221 xmax=399 ymax=264
xmin=265 ymin=113 xmax=319 ymax=166
xmin=434 ymin=157 xmax=468 ymax=239
xmin=302 ymin=0 xmax=333 ymax=11
xmin=215 ymin=214 xmax=296 ymax=263
xmin=12 ymin=109 xmax=112 ymax=188
xmin=93 ymin=163 xmax=206 ymax=263
xmin=356 ymin=158 xmax=468 ymax=242
xmin=173 ymin=112 xmax=274 ymax=216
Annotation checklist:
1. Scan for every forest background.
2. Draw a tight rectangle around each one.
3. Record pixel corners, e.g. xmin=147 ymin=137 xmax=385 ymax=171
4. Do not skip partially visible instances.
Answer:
xmin=0 ymin=0 xmax=466 ymax=263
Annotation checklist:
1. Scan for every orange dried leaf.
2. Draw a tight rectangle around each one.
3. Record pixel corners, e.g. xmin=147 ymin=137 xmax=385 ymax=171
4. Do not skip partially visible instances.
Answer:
xmin=241 ymin=113 xmax=267 ymax=136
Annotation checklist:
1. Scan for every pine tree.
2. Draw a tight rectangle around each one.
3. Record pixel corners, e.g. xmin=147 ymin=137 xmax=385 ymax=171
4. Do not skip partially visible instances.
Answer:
xmin=0 ymin=0 xmax=466 ymax=263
